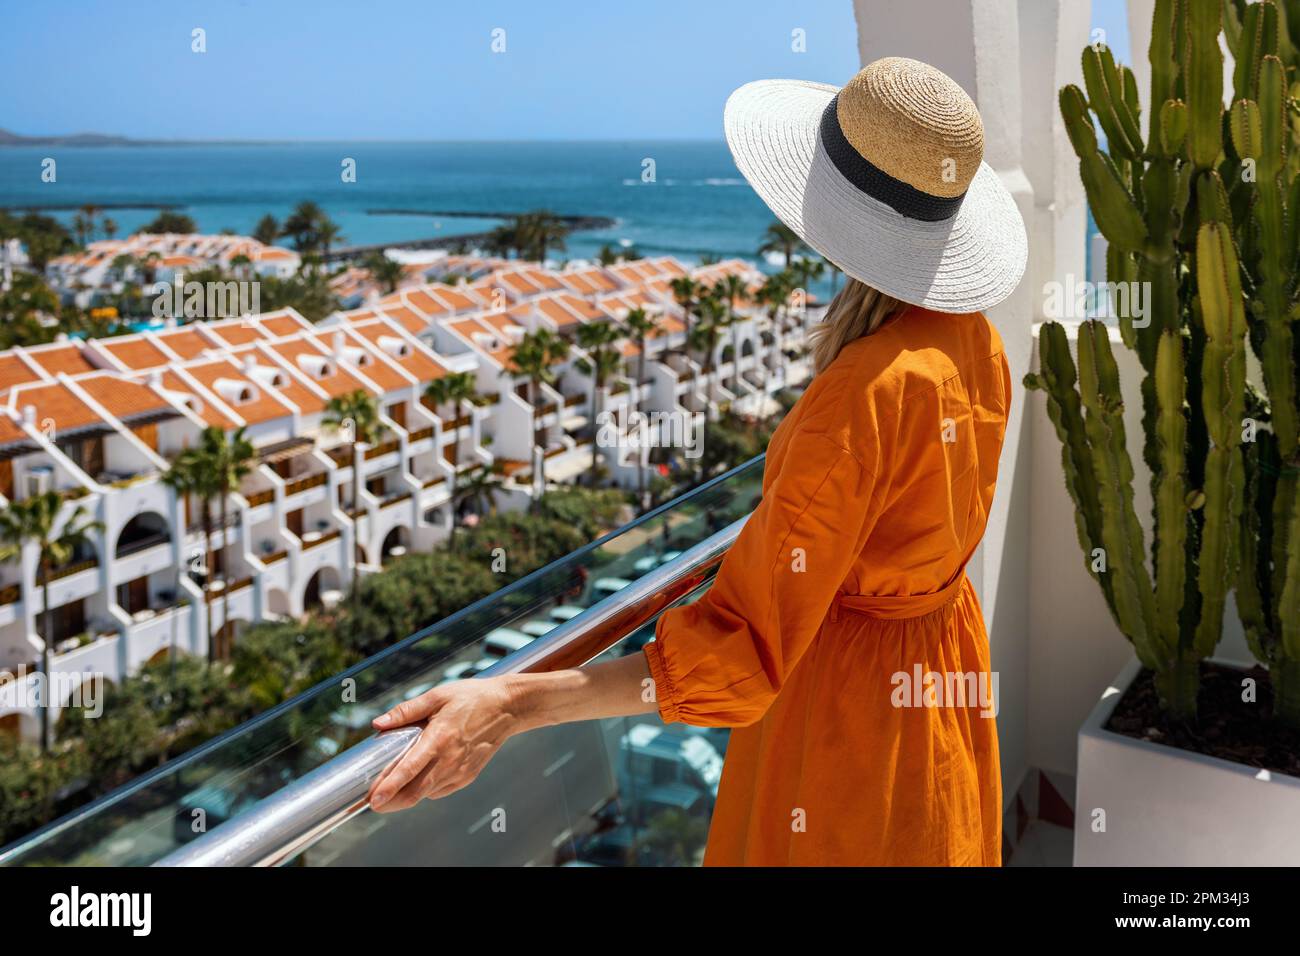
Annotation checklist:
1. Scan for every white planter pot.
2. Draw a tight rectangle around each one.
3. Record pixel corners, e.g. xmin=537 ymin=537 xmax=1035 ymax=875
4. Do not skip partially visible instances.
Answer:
xmin=1074 ymin=658 xmax=1300 ymax=865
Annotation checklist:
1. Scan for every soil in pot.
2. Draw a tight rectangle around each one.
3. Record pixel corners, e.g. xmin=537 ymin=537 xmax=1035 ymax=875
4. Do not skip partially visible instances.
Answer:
xmin=1105 ymin=662 xmax=1300 ymax=778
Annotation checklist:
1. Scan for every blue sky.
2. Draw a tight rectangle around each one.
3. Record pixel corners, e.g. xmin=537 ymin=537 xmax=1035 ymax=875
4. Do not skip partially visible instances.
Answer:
xmin=2 ymin=0 xmax=1132 ymax=142
xmin=0 ymin=0 xmax=861 ymax=141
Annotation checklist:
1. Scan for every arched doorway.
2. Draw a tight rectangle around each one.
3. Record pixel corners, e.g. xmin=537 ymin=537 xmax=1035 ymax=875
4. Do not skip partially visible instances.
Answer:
xmin=381 ymin=525 xmax=410 ymax=562
xmin=115 ymin=511 xmax=170 ymax=558
xmin=302 ymin=566 xmax=342 ymax=611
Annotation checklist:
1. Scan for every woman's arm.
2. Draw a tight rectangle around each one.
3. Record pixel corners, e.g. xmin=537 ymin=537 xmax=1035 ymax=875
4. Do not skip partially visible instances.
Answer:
xmin=367 ymin=653 xmax=655 ymax=812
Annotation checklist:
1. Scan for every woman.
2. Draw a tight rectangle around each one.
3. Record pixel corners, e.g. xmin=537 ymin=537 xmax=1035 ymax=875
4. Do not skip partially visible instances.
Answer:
xmin=369 ymin=57 xmax=1026 ymax=866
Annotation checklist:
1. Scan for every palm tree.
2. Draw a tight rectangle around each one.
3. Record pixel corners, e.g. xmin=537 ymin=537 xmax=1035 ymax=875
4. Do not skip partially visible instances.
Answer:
xmin=458 ymin=462 xmax=506 ymax=518
xmin=316 ymin=219 xmax=345 ymax=259
xmin=515 ymin=211 xmax=569 ymax=263
xmin=715 ymin=274 xmax=747 ymax=390
xmin=757 ymin=220 xmax=808 ymax=268
xmin=201 ymin=427 xmax=256 ymax=658
xmin=696 ymin=297 xmax=728 ymax=416
xmin=756 ymin=273 xmax=792 ymax=418
xmin=423 ymin=371 xmax=479 ymax=542
xmin=102 ymin=218 xmax=117 ymax=242
xmin=71 ymin=213 xmax=90 ymax=248
xmin=364 ymin=251 xmax=405 ymax=294
xmin=790 ymin=257 xmax=826 ymax=333
xmin=138 ymin=251 xmax=162 ymax=287
xmin=324 ymin=390 xmax=386 ymax=591
xmin=575 ymin=321 xmax=624 ymax=487
xmin=669 ymin=275 xmax=700 ymax=373
xmin=507 ymin=329 xmax=570 ymax=498
xmin=283 ymin=200 xmax=327 ymax=253
xmin=253 ymin=214 xmax=281 ymax=247
xmin=0 ymin=493 xmax=102 ymax=751
xmin=485 ymin=223 xmax=518 ymax=259
xmin=164 ymin=445 xmax=218 ymax=661
xmin=623 ymin=307 xmax=660 ymax=504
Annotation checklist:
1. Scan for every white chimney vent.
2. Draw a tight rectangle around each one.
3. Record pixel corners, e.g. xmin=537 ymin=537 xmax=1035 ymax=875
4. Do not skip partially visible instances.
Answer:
xmin=297 ymin=354 xmax=333 ymax=379
xmin=378 ymin=335 xmax=410 ymax=358
xmin=340 ymin=345 xmax=370 ymax=366
xmin=214 ymin=377 xmax=256 ymax=406
xmin=21 ymin=404 xmax=36 ymax=426
xmin=245 ymin=364 xmax=286 ymax=389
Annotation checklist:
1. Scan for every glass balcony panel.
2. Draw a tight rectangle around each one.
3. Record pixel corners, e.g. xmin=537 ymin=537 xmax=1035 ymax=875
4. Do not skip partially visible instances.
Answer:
xmin=0 ymin=458 xmax=761 ymax=867
xmin=287 ymin=586 xmax=717 ymax=867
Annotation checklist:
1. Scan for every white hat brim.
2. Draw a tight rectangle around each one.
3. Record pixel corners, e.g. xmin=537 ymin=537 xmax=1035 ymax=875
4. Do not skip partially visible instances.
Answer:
xmin=723 ymin=79 xmax=1028 ymax=314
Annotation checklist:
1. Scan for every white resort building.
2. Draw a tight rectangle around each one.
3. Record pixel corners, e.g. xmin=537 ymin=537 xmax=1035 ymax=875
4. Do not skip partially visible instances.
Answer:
xmin=0 ymin=255 xmax=814 ymax=741
xmin=46 ymin=232 xmax=301 ymax=306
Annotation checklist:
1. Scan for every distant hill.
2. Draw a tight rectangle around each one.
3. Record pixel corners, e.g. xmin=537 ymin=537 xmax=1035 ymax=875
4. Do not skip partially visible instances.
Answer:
xmin=0 ymin=127 xmax=142 ymax=147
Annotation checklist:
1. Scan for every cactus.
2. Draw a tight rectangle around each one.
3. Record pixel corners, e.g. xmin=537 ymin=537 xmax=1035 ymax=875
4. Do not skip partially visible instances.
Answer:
xmin=1029 ymin=0 xmax=1288 ymax=722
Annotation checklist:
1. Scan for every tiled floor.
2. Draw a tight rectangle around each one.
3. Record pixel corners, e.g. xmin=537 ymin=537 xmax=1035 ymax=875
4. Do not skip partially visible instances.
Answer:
xmin=1008 ymin=820 xmax=1074 ymax=867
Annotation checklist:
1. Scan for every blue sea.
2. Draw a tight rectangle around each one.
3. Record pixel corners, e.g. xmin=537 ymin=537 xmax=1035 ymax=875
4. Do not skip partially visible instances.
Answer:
xmin=0 ymin=141 xmax=788 ymax=268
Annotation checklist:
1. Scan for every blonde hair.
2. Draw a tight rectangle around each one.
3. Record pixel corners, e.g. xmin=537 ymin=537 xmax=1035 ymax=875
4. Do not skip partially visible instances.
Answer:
xmin=809 ymin=278 xmax=908 ymax=374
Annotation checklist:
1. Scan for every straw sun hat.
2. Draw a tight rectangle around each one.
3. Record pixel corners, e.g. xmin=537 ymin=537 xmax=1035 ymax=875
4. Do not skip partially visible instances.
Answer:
xmin=724 ymin=57 xmax=1027 ymax=314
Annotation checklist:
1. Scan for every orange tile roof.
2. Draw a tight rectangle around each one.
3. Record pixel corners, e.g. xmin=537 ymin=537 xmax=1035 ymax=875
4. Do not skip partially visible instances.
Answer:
xmin=0 ymin=412 xmax=28 ymax=447
xmin=377 ymin=305 xmax=425 ymax=335
xmin=336 ymin=330 xmax=408 ymax=392
xmin=7 ymin=381 xmax=102 ymax=432
xmin=0 ymin=353 xmax=43 ymax=394
xmin=183 ymin=359 xmax=294 ymax=426
xmin=234 ymin=347 xmax=326 ymax=416
xmin=153 ymin=328 xmax=212 ymax=360
xmin=269 ymin=337 xmax=374 ymax=401
xmin=449 ymin=318 xmax=514 ymax=365
xmin=403 ymin=289 xmax=450 ymax=317
xmin=556 ymin=294 xmax=608 ymax=323
xmin=573 ymin=268 xmax=619 ymax=293
xmin=430 ymin=287 xmax=480 ymax=312
xmin=24 ymin=344 xmax=97 ymax=378
xmin=74 ymin=372 xmax=173 ymax=421
xmin=159 ymin=371 xmax=237 ymax=429
xmin=101 ymin=336 xmax=172 ymax=371
xmin=202 ymin=320 xmax=264 ymax=346
xmin=352 ymin=321 xmax=446 ymax=382
xmin=519 ymin=268 xmax=565 ymax=291
xmin=258 ymin=310 xmax=311 ymax=337
xmin=495 ymin=272 xmax=541 ymax=296
xmin=534 ymin=297 xmax=583 ymax=329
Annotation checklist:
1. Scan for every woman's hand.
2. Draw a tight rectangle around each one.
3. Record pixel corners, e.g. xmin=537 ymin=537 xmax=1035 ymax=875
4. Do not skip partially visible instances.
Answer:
xmin=367 ymin=676 xmax=524 ymax=812
xmin=365 ymin=654 xmax=658 ymax=813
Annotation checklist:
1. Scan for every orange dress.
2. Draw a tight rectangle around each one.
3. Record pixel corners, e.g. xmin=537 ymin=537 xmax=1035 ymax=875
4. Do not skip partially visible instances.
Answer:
xmin=643 ymin=306 xmax=1011 ymax=866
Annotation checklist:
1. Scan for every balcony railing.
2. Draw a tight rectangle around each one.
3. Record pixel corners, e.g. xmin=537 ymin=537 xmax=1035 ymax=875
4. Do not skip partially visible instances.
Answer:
xmin=116 ymin=532 xmax=170 ymax=558
xmin=245 ymin=489 xmax=275 ymax=507
xmin=0 ymin=457 xmax=762 ymax=867
xmin=48 ymin=556 xmax=98 ymax=582
xmin=302 ymin=529 xmax=341 ymax=549
xmin=207 ymin=576 xmax=254 ymax=602
xmin=365 ymin=439 xmax=401 ymax=461
xmin=284 ymin=473 xmax=327 ymax=497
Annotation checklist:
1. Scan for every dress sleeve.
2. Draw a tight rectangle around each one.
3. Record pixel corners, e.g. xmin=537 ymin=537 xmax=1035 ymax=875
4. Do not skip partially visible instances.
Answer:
xmin=643 ymin=428 xmax=881 ymax=727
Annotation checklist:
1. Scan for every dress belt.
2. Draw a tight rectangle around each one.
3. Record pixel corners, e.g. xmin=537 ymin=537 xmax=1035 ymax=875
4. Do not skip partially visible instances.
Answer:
xmin=828 ymin=570 xmax=968 ymax=623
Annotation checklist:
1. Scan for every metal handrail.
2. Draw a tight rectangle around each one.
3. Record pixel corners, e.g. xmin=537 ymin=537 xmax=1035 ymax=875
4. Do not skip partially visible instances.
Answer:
xmin=154 ymin=515 xmax=748 ymax=867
